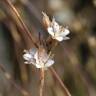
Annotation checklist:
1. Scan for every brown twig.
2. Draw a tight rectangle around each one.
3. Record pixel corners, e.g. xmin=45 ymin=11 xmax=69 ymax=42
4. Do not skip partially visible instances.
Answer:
xmin=47 ymin=41 xmax=71 ymax=96
xmin=48 ymin=55 xmax=71 ymax=96
xmin=40 ymin=68 xmax=45 ymax=96
xmin=0 ymin=64 xmax=31 ymax=96
xmin=46 ymin=41 xmax=71 ymax=96
xmin=4 ymin=0 xmax=38 ymax=48
xmin=50 ymin=67 xmax=71 ymax=96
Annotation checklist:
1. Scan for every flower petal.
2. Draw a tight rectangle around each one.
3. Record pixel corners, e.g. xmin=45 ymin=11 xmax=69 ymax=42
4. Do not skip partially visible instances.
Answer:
xmin=55 ymin=36 xmax=64 ymax=41
xmin=63 ymin=37 xmax=70 ymax=40
xmin=23 ymin=53 xmax=33 ymax=61
xmin=47 ymin=27 xmax=54 ymax=36
xmin=60 ymin=28 xmax=70 ymax=36
xmin=24 ymin=61 xmax=29 ymax=64
xmin=45 ymin=59 xmax=54 ymax=67
xmin=34 ymin=51 xmax=40 ymax=64
xmin=36 ymin=64 xmax=42 ymax=68
xmin=29 ymin=48 xmax=37 ymax=55
xmin=52 ymin=18 xmax=60 ymax=32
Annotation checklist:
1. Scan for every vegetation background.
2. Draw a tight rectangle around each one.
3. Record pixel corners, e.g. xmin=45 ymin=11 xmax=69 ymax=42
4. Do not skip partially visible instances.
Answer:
xmin=0 ymin=0 xmax=96 ymax=96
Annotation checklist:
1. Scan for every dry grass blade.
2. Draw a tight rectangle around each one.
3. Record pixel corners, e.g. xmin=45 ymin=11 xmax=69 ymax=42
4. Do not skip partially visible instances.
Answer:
xmin=50 ymin=67 xmax=71 ymax=96
xmin=4 ymin=0 xmax=38 ymax=48
xmin=0 ymin=64 xmax=31 ymax=96
xmin=46 ymin=41 xmax=71 ymax=96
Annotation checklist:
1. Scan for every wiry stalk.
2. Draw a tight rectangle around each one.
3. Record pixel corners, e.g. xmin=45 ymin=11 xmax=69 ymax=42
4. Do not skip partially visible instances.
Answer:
xmin=50 ymin=67 xmax=71 ymax=96
xmin=0 ymin=64 xmax=31 ymax=96
xmin=47 ymin=41 xmax=71 ymax=96
xmin=4 ymin=0 xmax=38 ymax=48
xmin=40 ymin=68 xmax=45 ymax=96
xmin=39 ymin=42 xmax=58 ymax=96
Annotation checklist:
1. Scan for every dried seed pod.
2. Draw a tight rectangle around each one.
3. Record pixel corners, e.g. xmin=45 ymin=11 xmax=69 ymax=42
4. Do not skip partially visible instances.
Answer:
xmin=42 ymin=12 xmax=51 ymax=28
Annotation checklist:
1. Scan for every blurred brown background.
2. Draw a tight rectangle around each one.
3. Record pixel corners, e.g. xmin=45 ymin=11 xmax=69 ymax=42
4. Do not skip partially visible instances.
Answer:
xmin=0 ymin=0 xmax=96 ymax=96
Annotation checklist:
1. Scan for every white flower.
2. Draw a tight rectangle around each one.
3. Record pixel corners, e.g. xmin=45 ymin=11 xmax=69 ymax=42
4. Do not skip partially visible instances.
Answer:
xmin=23 ymin=49 xmax=36 ymax=64
xmin=47 ymin=18 xmax=70 ymax=42
xmin=42 ymin=12 xmax=70 ymax=42
xmin=23 ymin=48 xmax=54 ymax=69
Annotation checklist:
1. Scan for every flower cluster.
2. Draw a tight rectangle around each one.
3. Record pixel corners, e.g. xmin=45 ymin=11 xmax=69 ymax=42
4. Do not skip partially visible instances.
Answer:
xmin=23 ymin=12 xmax=70 ymax=69
xmin=42 ymin=12 xmax=70 ymax=42
xmin=23 ymin=47 xmax=54 ymax=69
